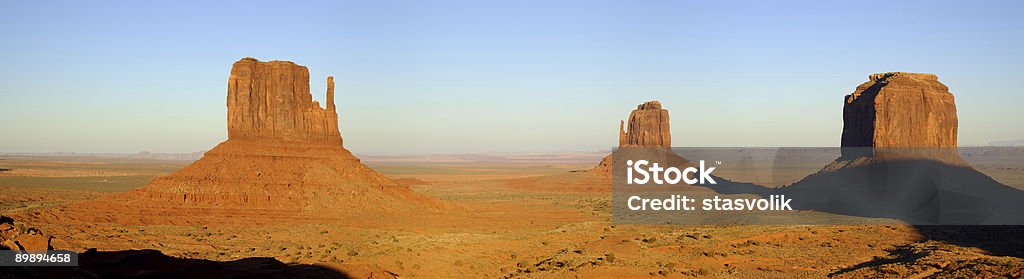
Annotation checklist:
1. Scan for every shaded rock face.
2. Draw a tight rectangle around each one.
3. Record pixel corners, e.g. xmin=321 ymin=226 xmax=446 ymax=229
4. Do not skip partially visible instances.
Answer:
xmin=227 ymin=58 xmax=341 ymax=144
xmin=619 ymin=101 xmax=672 ymax=147
xmin=841 ymin=72 xmax=958 ymax=158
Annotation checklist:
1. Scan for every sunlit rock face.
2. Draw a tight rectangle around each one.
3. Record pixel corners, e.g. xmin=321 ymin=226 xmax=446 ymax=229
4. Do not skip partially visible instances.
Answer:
xmin=593 ymin=100 xmax=677 ymax=176
xmin=619 ymin=100 xmax=672 ymax=148
xmin=227 ymin=57 xmax=341 ymax=144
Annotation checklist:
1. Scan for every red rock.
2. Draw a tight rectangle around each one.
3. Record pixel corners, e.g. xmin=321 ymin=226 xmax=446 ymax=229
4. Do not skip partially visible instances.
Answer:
xmin=593 ymin=100 xmax=677 ymax=176
xmin=841 ymin=72 xmax=958 ymax=153
xmin=227 ymin=57 xmax=341 ymax=144
xmin=95 ymin=58 xmax=439 ymax=212
xmin=0 ymin=217 xmax=52 ymax=251
xmin=15 ymin=232 xmax=51 ymax=251
xmin=0 ymin=222 xmax=12 ymax=239
xmin=619 ymin=101 xmax=671 ymax=147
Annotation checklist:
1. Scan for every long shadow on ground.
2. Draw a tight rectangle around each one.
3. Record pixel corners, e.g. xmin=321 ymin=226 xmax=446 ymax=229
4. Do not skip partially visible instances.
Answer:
xmin=2 ymin=249 xmax=352 ymax=279
xmin=665 ymin=147 xmax=1024 ymax=258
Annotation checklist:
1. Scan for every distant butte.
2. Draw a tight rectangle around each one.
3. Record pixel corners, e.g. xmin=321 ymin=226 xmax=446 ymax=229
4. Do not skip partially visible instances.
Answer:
xmin=619 ymin=101 xmax=672 ymax=148
xmin=592 ymin=100 xmax=679 ymax=176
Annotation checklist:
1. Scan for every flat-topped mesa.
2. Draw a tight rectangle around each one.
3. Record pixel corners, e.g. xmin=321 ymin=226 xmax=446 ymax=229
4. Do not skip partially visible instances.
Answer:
xmin=619 ymin=100 xmax=672 ymax=147
xmin=841 ymin=72 xmax=958 ymax=159
xmin=227 ymin=57 xmax=341 ymax=144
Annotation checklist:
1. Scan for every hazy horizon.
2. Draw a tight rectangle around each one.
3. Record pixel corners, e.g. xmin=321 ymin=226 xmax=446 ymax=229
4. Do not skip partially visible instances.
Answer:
xmin=3 ymin=1 xmax=1023 ymax=154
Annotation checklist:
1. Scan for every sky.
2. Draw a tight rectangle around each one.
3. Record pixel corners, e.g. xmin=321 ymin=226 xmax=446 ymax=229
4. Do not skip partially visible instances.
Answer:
xmin=1 ymin=0 xmax=1023 ymax=154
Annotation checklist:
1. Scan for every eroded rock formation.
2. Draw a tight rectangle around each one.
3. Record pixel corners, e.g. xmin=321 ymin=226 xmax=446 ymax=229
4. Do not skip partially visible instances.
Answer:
xmin=227 ymin=58 xmax=341 ymax=144
xmin=841 ymin=72 xmax=958 ymax=159
xmin=619 ymin=101 xmax=672 ymax=147
xmin=593 ymin=100 xmax=678 ymax=176
xmin=97 ymin=58 xmax=437 ymax=213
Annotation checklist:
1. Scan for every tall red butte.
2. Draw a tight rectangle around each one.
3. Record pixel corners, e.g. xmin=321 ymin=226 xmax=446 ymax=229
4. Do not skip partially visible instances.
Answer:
xmin=592 ymin=100 xmax=684 ymax=176
xmin=101 ymin=58 xmax=434 ymax=213
xmin=841 ymin=72 xmax=957 ymax=150
xmin=838 ymin=72 xmax=962 ymax=162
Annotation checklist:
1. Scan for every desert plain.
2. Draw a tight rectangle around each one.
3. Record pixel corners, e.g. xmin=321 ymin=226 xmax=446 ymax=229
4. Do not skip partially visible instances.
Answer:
xmin=2 ymin=150 xmax=1023 ymax=278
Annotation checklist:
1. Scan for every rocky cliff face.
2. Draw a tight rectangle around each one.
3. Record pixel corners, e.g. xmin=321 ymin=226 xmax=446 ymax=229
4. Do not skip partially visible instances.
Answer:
xmin=619 ymin=101 xmax=672 ymax=147
xmin=227 ymin=58 xmax=341 ymax=144
xmin=0 ymin=216 xmax=51 ymax=251
xmin=841 ymin=72 xmax=958 ymax=158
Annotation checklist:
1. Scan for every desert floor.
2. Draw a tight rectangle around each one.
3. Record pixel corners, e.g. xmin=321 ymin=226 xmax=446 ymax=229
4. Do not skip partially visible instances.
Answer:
xmin=1 ymin=155 xmax=1023 ymax=278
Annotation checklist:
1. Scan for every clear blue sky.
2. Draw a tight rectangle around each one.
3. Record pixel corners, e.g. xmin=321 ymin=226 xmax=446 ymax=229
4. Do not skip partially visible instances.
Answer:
xmin=2 ymin=0 xmax=1022 ymax=154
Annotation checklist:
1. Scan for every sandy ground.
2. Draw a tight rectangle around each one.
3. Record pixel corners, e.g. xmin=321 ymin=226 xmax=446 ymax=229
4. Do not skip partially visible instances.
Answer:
xmin=1 ymin=156 xmax=1023 ymax=278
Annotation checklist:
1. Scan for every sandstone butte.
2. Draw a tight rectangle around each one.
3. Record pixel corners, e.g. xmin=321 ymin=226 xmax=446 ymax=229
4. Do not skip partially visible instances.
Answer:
xmin=619 ymin=101 xmax=672 ymax=148
xmin=775 ymin=72 xmax=1024 ymax=225
xmin=840 ymin=72 xmax=959 ymax=161
xmin=98 ymin=58 xmax=436 ymax=212
xmin=814 ymin=72 xmax=966 ymax=172
xmin=592 ymin=101 xmax=678 ymax=176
